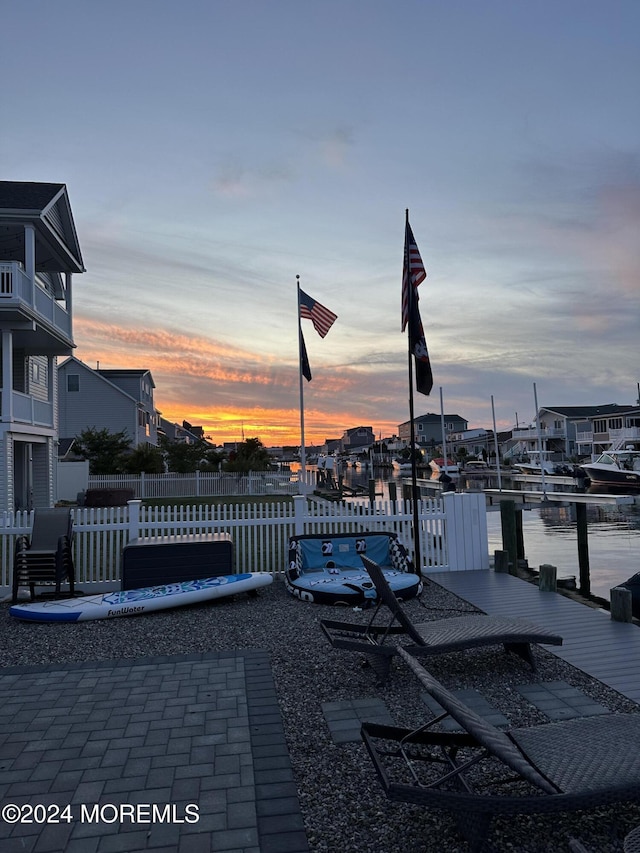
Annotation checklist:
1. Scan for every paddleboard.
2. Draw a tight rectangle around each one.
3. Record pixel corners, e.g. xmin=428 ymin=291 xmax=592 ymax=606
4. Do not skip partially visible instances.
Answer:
xmin=9 ymin=573 xmax=273 ymax=623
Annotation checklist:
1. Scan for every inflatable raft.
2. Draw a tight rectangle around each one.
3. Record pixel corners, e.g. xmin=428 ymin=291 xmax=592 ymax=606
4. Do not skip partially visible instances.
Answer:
xmin=285 ymin=532 xmax=422 ymax=605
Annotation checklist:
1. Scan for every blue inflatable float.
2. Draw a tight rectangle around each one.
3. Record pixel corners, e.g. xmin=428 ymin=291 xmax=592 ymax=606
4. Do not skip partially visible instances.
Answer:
xmin=285 ymin=531 xmax=422 ymax=605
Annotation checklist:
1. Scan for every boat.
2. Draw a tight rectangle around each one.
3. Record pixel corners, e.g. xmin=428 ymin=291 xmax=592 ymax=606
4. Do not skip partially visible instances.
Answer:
xmin=620 ymin=572 xmax=640 ymax=618
xmin=512 ymin=450 xmax=558 ymax=476
xmin=429 ymin=458 xmax=459 ymax=476
xmin=392 ymin=458 xmax=413 ymax=473
xmin=9 ymin=573 xmax=273 ymax=623
xmin=580 ymin=450 xmax=640 ymax=491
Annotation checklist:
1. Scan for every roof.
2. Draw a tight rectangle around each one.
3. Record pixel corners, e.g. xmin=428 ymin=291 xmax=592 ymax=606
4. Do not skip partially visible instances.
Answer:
xmin=0 ymin=181 xmax=84 ymax=273
xmin=97 ymin=369 xmax=156 ymax=388
xmin=0 ymin=181 xmax=66 ymax=210
xmin=542 ymin=404 xmax=640 ymax=419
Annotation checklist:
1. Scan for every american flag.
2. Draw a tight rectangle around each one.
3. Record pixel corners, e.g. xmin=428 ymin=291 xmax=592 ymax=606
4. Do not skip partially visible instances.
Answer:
xmin=401 ymin=221 xmax=427 ymax=332
xmin=299 ymin=289 xmax=337 ymax=338
xmin=402 ymin=217 xmax=432 ymax=395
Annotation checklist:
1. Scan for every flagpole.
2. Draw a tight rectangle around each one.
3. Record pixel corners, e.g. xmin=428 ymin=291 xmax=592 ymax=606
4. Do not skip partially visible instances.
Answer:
xmin=405 ymin=209 xmax=422 ymax=576
xmin=296 ymin=275 xmax=307 ymax=493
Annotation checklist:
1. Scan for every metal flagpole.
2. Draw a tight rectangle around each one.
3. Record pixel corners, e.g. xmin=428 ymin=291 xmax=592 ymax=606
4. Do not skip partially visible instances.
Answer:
xmin=296 ymin=275 xmax=307 ymax=494
xmin=439 ymin=386 xmax=448 ymax=474
xmin=491 ymin=394 xmax=503 ymax=490
xmin=533 ymin=381 xmax=547 ymax=497
xmin=406 ymin=210 xmax=422 ymax=575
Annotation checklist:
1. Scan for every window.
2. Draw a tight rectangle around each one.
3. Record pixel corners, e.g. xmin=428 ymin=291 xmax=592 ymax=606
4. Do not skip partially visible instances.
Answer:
xmin=67 ymin=374 xmax=79 ymax=392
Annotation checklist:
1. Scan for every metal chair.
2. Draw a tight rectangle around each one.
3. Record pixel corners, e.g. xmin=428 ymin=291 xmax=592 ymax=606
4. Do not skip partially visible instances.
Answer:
xmin=321 ymin=555 xmax=562 ymax=683
xmin=362 ymin=648 xmax=640 ymax=852
xmin=12 ymin=508 xmax=75 ymax=603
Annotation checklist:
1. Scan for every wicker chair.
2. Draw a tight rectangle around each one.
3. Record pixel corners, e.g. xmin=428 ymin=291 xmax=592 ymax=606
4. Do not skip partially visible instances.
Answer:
xmin=320 ymin=556 xmax=562 ymax=683
xmin=12 ymin=508 xmax=75 ymax=603
xmin=361 ymin=648 xmax=640 ymax=852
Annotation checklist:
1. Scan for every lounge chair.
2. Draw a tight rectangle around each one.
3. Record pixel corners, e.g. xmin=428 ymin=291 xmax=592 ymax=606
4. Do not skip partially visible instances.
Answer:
xmin=12 ymin=508 xmax=75 ymax=603
xmin=320 ymin=556 xmax=562 ymax=683
xmin=361 ymin=648 xmax=640 ymax=852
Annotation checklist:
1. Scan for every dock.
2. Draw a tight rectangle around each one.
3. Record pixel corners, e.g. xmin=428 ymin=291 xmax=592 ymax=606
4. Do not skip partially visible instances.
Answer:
xmin=429 ymin=568 xmax=640 ymax=704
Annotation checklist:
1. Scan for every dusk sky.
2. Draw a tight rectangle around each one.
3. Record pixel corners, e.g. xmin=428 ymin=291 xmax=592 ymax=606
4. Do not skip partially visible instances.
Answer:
xmin=3 ymin=1 xmax=639 ymax=446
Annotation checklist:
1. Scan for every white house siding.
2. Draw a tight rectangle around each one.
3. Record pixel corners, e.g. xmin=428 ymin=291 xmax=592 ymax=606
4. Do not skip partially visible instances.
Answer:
xmin=58 ymin=361 xmax=139 ymax=446
xmin=0 ymin=434 xmax=12 ymax=514
xmin=32 ymin=439 xmax=53 ymax=507
xmin=28 ymin=355 xmax=49 ymax=403
xmin=102 ymin=372 xmax=158 ymax=446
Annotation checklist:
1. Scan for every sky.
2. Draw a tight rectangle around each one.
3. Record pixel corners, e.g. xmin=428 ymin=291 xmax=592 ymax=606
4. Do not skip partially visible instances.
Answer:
xmin=2 ymin=0 xmax=639 ymax=447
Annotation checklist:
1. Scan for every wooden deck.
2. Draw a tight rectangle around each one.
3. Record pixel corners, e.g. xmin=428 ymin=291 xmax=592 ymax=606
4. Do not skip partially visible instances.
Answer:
xmin=428 ymin=569 xmax=640 ymax=704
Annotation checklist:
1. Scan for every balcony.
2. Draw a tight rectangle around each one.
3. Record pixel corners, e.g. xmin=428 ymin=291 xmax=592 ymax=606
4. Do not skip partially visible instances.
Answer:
xmin=0 ymin=390 xmax=54 ymax=428
xmin=512 ymin=426 xmax=566 ymax=440
xmin=0 ymin=262 xmax=72 ymax=352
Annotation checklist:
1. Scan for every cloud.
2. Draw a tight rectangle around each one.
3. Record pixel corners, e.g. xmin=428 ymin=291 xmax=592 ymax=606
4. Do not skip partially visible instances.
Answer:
xmin=212 ymin=158 xmax=293 ymax=199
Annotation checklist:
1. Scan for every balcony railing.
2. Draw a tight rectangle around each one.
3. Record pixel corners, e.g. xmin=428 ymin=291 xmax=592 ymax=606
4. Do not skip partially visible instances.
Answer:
xmin=10 ymin=391 xmax=54 ymax=427
xmin=0 ymin=262 xmax=71 ymax=340
xmin=512 ymin=426 xmax=566 ymax=440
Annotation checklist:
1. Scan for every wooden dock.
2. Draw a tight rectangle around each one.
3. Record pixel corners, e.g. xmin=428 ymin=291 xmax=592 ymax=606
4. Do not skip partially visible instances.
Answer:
xmin=428 ymin=569 xmax=640 ymax=704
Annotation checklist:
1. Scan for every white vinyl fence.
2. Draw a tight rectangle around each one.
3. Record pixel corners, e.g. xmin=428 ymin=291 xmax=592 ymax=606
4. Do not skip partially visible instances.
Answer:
xmin=0 ymin=492 xmax=488 ymax=593
xmin=86 ymin=471 xmax=303 ymax=499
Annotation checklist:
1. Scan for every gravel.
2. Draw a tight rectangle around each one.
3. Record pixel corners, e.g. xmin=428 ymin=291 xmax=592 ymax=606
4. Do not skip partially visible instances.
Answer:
xmin=2 ymin=576 xmax=639 ymax=852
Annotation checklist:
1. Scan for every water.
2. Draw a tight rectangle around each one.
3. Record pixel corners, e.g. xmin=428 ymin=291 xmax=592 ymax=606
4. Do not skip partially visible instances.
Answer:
xmin=331 ymin=465 xmax=640 ymax=601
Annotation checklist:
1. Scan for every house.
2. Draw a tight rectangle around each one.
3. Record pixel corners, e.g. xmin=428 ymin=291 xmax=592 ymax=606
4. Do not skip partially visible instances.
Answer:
xmin=58 ymin=357 xmax=161 ymax=449
xmin=0 ymin=182 xmax=84 ymax=511
xmin=340 ymin=425 xmax=375 ymax=453
xmin=159 ymin=418 xmax=208 ymax=445
xmin=506 ymin=404 xmax=640 ymax=461
xmin=448 ymin=428 xmax=493 ymax=461
xmin=398 ymin=413 xmax=468 ymax=450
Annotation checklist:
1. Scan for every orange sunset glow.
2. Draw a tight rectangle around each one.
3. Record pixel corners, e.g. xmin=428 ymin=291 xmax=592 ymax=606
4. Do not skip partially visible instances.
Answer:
xmin=73 ymin=316 xmax=402 ymax=447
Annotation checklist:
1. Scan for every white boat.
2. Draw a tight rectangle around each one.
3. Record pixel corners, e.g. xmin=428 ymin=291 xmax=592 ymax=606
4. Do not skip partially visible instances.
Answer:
xmin=429 ymin=458 xmax=459 ymax=476
xmin=580 ymin=450 xmax=640 ymax=491
xmin=513 ymin=450 xmax=557 ymax=476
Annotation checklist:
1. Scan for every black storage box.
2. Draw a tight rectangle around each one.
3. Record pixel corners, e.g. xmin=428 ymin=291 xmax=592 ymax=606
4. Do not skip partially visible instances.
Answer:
xmin=120 ymin=533 xmax=234 ymax=590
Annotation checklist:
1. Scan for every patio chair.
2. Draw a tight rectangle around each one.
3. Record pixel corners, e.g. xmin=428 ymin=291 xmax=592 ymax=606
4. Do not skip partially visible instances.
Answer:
xmin=361 ymin=648 xmax=640 ymax=852
xmin=320 ymin=556 xmax=562 ymax=683
xmin=12 ymin=508 xmax=75 ymax=603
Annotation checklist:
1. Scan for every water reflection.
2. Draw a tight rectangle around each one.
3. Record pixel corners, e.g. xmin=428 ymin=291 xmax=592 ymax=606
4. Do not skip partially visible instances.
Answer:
xmin=328 ymin=464 xmax=640 ymax=602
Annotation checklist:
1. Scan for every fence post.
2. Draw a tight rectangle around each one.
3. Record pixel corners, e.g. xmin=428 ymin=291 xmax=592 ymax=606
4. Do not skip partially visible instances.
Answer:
xmin=441 ymin=492 xmax=489 ymax=572
xmin=610 ymin=586 xmax=632 ymax=622
xmin=127 ymin=500 xmax=142 ymax=541
xmin=293 ymin=494 xmax=306 ymax=535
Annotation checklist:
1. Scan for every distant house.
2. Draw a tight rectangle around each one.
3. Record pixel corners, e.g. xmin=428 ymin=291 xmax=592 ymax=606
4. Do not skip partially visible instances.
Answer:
xmin=398 ymin=413 xmax=468 ymax=449
xmin=58 ymin=357 xmax=161 ymax=449
xmin=507 ymin=404 xmax=640 ymax=460
xmin=0 ymin=181 xmax=84 ymax=511
xmin=159 ymin=417 xmax=207 ymax=445
xmin=341 ymin=425 xmax=374 ymax=453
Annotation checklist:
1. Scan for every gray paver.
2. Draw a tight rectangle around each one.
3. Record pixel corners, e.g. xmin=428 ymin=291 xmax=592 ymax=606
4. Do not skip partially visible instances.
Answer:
xmin=0 ymin=650 xmax=309 ymax=853
xmin=516 ymin=681 xmax=608 ymax=720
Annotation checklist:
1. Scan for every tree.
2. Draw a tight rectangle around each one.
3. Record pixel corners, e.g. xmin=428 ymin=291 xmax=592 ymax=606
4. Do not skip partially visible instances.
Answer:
xmin=223 ymin=437 xmax=272 ymax=472
xmin=160 ymin=438 xmax=223 ymax=473
xmin=161 ymin=439 xmax=205 ymax=473
xmin=123 ymin=444 xmax=165 ymax=474
xmin=73 ymin=427 xmax=130 ymax=474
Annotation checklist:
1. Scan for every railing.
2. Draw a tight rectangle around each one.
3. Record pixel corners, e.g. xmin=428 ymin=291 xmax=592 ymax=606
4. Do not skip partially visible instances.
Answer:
xmin=0 ymin=262 xmax=71 ymax=339
xmin=10 ymin=391 xmax=54 ymax=427
xmin=87 ymin=471 xmax=304 ymax=498
xmin=512 ymin=427 xmax=566 ymax=440
xmin=0 ymin=493 xmax=489 ymax=591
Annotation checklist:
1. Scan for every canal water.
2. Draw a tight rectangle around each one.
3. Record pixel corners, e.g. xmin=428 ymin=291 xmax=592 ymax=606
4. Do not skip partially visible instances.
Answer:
xmin=332 ymin=465 xmax=640 ymax=602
